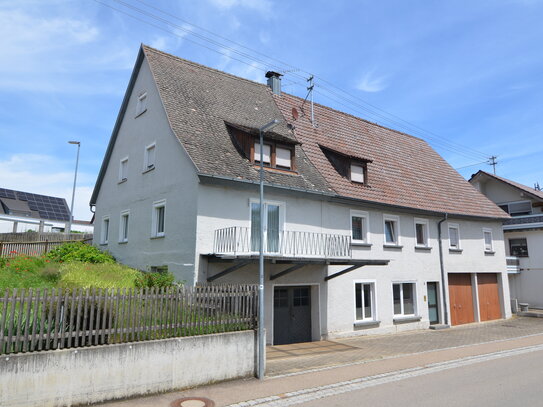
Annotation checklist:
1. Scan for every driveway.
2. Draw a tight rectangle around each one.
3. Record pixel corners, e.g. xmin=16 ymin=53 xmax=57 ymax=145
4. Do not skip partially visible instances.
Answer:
xmin=267 ymin=316 xmax=543 ymax=376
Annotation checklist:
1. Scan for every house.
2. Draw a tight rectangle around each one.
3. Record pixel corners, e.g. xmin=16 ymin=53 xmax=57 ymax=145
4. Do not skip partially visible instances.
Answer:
xmin=0 ymin=187 xmax=73 ymax=233
xmin=469 ymin=170 xmax=543 ymax=309
xmin=90 ymin=45 xmax=512 ymax=345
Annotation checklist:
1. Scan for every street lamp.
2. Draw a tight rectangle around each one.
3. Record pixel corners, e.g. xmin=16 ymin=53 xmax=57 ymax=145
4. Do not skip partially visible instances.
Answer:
xmin=257 ymin=119 xmax=280 ymax=380
xmin=68 ymin=141 xmax=81 ymax=233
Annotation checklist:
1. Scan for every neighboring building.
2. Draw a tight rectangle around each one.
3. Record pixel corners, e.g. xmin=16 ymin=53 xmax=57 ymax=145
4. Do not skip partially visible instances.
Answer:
xmin=0 ymin=187 xmax=73 ymax=233
xmin=469 ymin=170 xmax=543 ymax=309
xmin=91 ymin=45 xmax=511 ymax=345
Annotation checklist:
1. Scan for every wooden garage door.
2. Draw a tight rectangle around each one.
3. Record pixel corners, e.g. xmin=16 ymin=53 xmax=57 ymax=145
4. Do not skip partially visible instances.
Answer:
xmin=448 ymin=273 xmax=475 ymax=326
xmin=477 ymin=273 xmax=502 ymax=321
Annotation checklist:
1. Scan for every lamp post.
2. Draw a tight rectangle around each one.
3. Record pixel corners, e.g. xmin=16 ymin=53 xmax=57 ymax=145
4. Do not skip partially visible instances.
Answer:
xmin=257 ymin=119 xmax=280 ymax=380
xmin=68 ymin=141 xmax=81 ymax=233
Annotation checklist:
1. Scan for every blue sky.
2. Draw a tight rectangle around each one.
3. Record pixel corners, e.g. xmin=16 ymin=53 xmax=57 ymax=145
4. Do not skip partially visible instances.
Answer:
xmin=1 ymin=0 xmax=542 ymax=220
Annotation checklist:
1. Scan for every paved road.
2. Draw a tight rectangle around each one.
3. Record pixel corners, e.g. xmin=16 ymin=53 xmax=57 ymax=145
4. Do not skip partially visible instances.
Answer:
xmin=273 ymin=347 xmax=543 ymax=407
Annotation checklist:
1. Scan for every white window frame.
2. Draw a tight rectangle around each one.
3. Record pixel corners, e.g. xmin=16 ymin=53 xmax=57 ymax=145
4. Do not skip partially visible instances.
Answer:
xmin=353 ymin=280 xmax=377 ymax=322
xmin=119 ymin=210 xmax=130 ymax=243
xmin=119 ymin=156 xmax=128 ymax=182
xmin=151 ymin=199 xmax=166 ymax=238
xmin=135 ymin=92 xmax=147 ymax=117
xmin=448 ymin=223 xmax=461 ymax=250
xmin=249 ymin=198 xmax=286 ymax=253
xmin=143 ymin=142 xmax=156 ymax=171
xmin=100 ymin=216 xmax=110 ymax=245
xmin=383 ymin=214 xmax=401 ymax=246
xmin=483 ymin=228 xmax=494 ymax=252
xmin=414 ymin=217 xmax=430 ymax=248
xmin=350 ymin=210 xmax=370 ymax=244
xmin=392 ymin=281 xmax=417 ymax=317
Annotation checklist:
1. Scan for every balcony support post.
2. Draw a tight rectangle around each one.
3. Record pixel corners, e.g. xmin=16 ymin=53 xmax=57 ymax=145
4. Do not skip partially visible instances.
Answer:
xmin=207 ymin=260 xmax=252 ymax=282
xmin=325 ymin=264 xmax=365 ymax=281
xmin=269 ymin=264 xmax=306 ymax=281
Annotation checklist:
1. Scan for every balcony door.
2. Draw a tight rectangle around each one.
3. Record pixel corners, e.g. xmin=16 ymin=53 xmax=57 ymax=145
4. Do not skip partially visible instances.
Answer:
xmin=251 ymin=202 xmax=282 ymax=253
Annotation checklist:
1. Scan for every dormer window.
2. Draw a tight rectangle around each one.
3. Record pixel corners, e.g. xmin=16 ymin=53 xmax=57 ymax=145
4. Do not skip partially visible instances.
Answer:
xmin=276 ymin=146 xmax=292 ymax=169
xmin=254 ymin=142 xmax=271 ymax=165
xmin=350 ymin=163 xmax=366 ymax=183
xmin=252 ymin=140 xmax=294 ymax=170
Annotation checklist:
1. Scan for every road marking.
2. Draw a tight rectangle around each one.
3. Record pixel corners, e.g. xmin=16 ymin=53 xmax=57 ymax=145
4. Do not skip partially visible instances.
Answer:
xmin=227 ymin=343 xmax=543 ymax=407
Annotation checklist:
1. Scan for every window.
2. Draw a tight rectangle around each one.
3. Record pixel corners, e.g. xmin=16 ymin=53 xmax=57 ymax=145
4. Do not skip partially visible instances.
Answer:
xmin=483 ymin=228 xmax=493 ymax=252
xmin=119 ymin=157 xmax=128 ymax=182
xmin=414 ymin=218 xmax=429 ymax=247
xmin=119 ymin=210 xmax=129 ymax=243
xmin=350 ymin=163 xmax=365 ymax=183
xmin=499 ymin=201 xmax=532 ymax=216
xmin=509 ymin=238 xmax=529 ymax=257
xmin=100 ymin=217 xmax=109 ymax=244
xmin=136 ymin=92 xmax=147 ymax=117
xmin=253 ymin=141 xmax=294 ymax=170
xmin=144 ymin=143 xmax=156 ymax=171
xmin=355 ymin=282 xmax=375 ymax=321
xmin=448 ymin=223 xmax=460 ymax=249
xmin=150 ymin=265 xmax=168 ymax=273
xmin=152 ymin=200 xmax=166 ymax=238
xmin=250 ymin=200 xmax=284 ymax=253
xmin=351 ymin=210 xmax=369 ymax=243
xmin=393 ymin=282 xmax=416 ymax=316
xmin=384 ymin=215 xmax=400 ymax=245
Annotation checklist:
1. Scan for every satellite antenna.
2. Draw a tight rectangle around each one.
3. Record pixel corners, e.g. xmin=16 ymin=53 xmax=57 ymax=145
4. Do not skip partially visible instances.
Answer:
xmin=292 ymin=107 xmax=299 ymax=120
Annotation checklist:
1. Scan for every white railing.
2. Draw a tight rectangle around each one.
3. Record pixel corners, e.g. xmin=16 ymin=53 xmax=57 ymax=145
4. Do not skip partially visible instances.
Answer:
xmin=213 ymin=227 xmax=352 ymax=259
xmin=506 ymin=256 xmax=520 ymax=273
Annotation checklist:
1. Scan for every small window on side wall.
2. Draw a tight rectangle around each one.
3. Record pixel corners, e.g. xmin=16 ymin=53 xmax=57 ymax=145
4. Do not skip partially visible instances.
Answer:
xmin=119 ymin=157 xmax=128 ymax=182
xmin=152 ymin=200 xmax=166 ymax=238
xmin=119 ymin=210 xmax=129 ymax=243
xmin=483 ymin=228 xmax=493 ymax=252
xmin=448 ymin=224 xmax=460 ymax=250
xmin=144 ymin=143 xmax=156 ymax=171
xmin=101 ymin=217 xmax=109 ymax=244
xmin=136 ymin=92 xmax=147 ymax=117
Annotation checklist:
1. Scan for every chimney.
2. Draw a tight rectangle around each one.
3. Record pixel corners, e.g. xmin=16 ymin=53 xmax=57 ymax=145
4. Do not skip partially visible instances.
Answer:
xmin=266 ymin=71 xmax=283 ymax=95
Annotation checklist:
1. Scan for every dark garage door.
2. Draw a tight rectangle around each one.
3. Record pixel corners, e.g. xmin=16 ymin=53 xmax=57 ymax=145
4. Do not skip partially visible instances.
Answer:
xmin=273 ymin=286 xmax=312 ymax=345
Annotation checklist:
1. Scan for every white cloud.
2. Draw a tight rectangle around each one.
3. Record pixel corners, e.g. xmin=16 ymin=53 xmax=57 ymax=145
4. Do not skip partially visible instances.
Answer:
xmin=0 ymin=154 xmax=94 ymax=221
xmin=355 ymin=70 xmax=389 ymax=93
xmin=208 ymin=0 xmax=273 ymax=14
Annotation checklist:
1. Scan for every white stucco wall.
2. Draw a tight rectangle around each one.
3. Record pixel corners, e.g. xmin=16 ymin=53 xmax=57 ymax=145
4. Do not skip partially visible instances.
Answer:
xmin=93 ymin=57 xmax=199 ymax=283
xmin=196 ymin=183 xmax=511 ymax=342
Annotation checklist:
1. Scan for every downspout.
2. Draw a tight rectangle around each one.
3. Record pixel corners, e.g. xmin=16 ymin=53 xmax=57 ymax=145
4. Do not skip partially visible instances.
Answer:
xmin=437 ymin=214 xmax=450 ymax=326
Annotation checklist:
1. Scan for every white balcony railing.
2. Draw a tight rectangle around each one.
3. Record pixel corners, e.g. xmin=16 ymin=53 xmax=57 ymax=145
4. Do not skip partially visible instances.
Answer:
xmin=213 ymin=226 xmax=352 ymax=259
xmin=506 ymin=256 xmax=520 ymax=273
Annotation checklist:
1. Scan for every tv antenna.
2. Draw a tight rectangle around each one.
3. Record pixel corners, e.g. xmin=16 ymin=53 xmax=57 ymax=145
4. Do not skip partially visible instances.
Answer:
xmin=488 ymin=156 xmax=498 ymax=175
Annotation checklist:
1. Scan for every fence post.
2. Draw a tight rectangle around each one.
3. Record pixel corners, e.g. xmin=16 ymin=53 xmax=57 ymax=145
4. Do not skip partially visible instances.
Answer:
xmin=0 ymin=241 xmax=3 ymax=257
xmin=44 ymin=239 xmax=49 ymax=255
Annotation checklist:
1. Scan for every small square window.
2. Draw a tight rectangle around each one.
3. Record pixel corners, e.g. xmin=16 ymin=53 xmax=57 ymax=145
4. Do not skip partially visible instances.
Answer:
xmin=509 ymin=238 xmax=528 ymax=257
xmin=350 ymin=163 xmax=365 ymax=183
xmin=254 ymin=142 xmax=271 ymax=164
xmin=136 ymin=92 xmax=147 ymax=117
xmin=119 ymin=157 xmax=128 ymax=182
xmin=144 ymin=143 xmax=156 ymax=171
xmin=276 ymin=146 xmax=292 ymax=169
xmin=483 ymin=228 xmax=493 ymax=252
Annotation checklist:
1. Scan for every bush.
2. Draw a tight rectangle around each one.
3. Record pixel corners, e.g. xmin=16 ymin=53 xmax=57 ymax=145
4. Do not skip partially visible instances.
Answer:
xmin=47 ymin=242 xmax=115 ymax=264
xmin=135 ymin=271 xmax=176 ymax=289
xmin=57 ymin=262 xmax=142 ymax=289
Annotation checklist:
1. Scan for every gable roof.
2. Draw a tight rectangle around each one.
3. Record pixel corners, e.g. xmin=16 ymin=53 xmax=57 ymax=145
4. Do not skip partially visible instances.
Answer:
xmin=469 ymin=170 xmax=543 ymax=201
xmin=91 ymin=45 xmax=507 ymax=219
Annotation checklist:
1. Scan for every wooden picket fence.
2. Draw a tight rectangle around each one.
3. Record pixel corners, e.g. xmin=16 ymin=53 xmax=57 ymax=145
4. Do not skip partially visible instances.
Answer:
xmin=0 ymin=285 xmax=258 ymax=355
xmin=0 ymin=240 xmax=79 ymax=258
xmin=0 ymin=232 xmax=93 ymax=243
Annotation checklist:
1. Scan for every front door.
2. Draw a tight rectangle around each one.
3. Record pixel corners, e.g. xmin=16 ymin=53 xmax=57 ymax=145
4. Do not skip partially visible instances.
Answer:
xmin=273 ymin=286 xmax=312 ymax=345
xmin=427 ymin=282 xmax=439 ymax=325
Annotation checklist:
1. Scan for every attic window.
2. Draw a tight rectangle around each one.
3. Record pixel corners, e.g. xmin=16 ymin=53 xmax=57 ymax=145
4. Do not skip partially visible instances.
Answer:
xmin=136 ymin=92 xmax=147 ymax=117
xmin=350 ymin=163 xmax=365 ymax=183
xmin=253 ymin=141 xmax=294 ymax=170
xmin=320 ymin=145 xmax=371 ymax=186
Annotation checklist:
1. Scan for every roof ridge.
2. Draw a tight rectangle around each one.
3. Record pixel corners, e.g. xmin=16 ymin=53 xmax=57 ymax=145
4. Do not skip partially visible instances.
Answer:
xmin=142 ymin=44 xmax=271 ymax=90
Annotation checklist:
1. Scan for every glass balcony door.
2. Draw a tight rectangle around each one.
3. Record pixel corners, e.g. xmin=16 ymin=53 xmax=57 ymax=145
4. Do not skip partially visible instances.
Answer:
xmin=251 ymin=202 xmax=281 ymax=253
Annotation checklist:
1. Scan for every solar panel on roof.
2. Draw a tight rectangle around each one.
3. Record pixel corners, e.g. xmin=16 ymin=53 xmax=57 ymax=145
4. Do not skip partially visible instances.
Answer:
xmin=0 ymin=187 xmax=71 ymax=222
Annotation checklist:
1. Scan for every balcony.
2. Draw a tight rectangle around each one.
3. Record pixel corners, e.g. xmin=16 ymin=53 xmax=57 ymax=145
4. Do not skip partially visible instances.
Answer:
xmin=506 ymin=256 xmax=520 ymax=274
xmin=213 ymin=226 xmax=352 ymax=260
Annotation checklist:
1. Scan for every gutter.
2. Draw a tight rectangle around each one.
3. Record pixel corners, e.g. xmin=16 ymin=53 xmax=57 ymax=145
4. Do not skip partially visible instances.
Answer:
xmin=437 ymin=214 xmax=450 ymax=327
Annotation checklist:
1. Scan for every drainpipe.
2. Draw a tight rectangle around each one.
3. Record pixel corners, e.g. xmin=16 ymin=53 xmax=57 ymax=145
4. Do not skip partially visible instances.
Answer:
xmin=437 ymin=214 xmax=450 ymax=326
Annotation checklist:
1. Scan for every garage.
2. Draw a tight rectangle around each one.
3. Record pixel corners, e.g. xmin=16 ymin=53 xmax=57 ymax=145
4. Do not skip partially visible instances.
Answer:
xmin=477 ymin=273 xmax=502 ymax=321
xmin=448 ymin=273 xmax=475 ymax=326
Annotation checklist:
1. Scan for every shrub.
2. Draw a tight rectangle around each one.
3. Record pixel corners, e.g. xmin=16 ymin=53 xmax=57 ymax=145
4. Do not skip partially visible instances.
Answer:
xmin=47 ymin=242 xmax=115 ymax=264
xmin=57 ymin=262 xmax=142 ymax=289
xmin=135 ymin=271 xmax=176 ymax=289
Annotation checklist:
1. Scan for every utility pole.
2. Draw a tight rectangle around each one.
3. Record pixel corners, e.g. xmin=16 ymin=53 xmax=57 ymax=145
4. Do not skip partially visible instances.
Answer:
xmin=488 ymin=156 xmax=498 ymax=175
xmin=307 ymin=75 xmax=315 ymax=126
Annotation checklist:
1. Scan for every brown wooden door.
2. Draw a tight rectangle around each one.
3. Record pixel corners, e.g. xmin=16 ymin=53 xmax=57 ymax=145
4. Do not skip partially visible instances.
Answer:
xmin=448 ymin=273 xmax=475 ymax=326
xmin=477 ymin=273 xmax=502 ymax=321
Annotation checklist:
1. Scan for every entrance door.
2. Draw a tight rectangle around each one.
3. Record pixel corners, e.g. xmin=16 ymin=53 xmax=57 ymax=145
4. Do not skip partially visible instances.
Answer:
xmin=427 ymin=282 xmax=439 ymax=325
xmin=477 ymin=273 xmax=502 ymax=321
xmin=448 ymin=273 xmax=475 ymax=326
xmin=273 ymin=286 xmax=312 ymax=345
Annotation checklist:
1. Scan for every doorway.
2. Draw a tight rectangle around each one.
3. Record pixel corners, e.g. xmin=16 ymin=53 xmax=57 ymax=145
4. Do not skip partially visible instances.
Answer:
xmin=427 ymin=282 xmax=439 ymax=325
xmin=273 ymin=286 xmax=312 ymax=345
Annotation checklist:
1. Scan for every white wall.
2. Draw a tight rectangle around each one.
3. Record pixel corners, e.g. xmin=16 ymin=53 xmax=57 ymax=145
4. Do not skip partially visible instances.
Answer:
xmin=196 ymin=183 xmax=511 ymax=341
xmin=93 ymin=57 xmax=199 ymax=283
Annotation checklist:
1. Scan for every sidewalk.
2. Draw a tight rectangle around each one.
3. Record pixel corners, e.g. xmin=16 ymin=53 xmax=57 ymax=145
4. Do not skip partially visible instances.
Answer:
xmin=96 ymin=317 xmax=543 ymax=407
